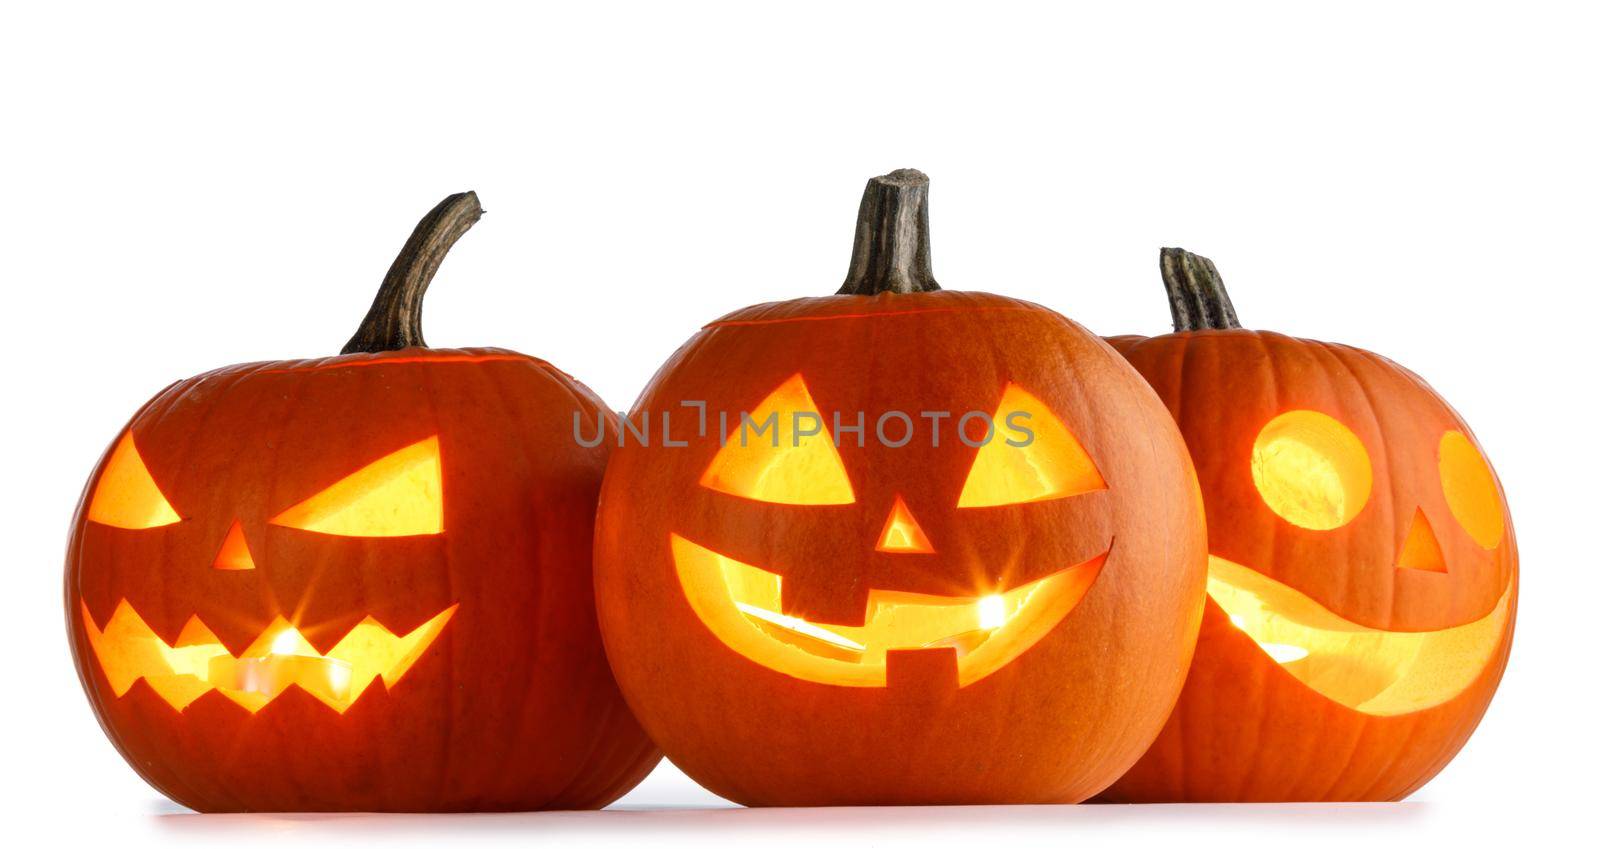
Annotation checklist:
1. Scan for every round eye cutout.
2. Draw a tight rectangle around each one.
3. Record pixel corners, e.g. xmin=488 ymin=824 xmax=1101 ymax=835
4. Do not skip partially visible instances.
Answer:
xmin=1438 ymin=430 xmax=1504 ymax=549
xmin=1251 ymin=410 xmax=1373 ymax=531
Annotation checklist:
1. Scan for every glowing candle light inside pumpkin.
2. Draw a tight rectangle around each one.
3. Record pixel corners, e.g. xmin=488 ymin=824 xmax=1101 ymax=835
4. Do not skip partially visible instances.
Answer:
xmin=271 ymin=628 xmax=301 ymax=656
xmin=196 ymin=625 xmax=357 ymax=701
xmin=213 ymin=654 xmax=352 ymax=701
xmin=978 ymin=595 xmax=1006 ymax=630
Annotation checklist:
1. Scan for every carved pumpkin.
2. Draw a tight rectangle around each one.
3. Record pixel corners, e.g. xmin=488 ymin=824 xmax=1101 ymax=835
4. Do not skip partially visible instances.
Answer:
xmin=1099 ymin=249 xmax=1517 ymax=802
xmin=593 ymin=170 xmax=1207 ymax=806
xmin=66 ymin=194 xmax=659 ymax=812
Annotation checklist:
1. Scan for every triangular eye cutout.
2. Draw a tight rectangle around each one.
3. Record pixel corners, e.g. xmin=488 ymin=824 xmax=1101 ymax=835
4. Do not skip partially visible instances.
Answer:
xmin=1396 ymin=509 xmax=1447 ymax=573
xmin=700 ymin=374 xmax=855 ymax=505
xmin=272 ymin=437 xmax=443 ymax=537
xmin=87 ymin=432 xmax=182 ymax=529
xmin=876 ymin=496 xmax=935 ymax=553
xmin=958 ymin=384 xmax=1106 ymax=508
xmin=212 ymin=520 xmax=257 ymax=570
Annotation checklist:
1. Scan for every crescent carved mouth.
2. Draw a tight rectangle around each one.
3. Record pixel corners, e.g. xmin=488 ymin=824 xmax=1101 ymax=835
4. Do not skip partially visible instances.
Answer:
xmin=671 ymin=533 xmax=1107 ymax=688
xmin=1206 ymin=556 xmax=1512 ymax=716
xmin=80 ymin=600 xmax=457 ymax=714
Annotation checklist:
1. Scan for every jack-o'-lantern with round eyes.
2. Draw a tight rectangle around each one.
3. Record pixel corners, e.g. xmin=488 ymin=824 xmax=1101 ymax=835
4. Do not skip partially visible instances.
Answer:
xmin=66 ymin=194 xmax=660 ymax=812
xmin=1099 ymin=249 xmax=1517 ymax=802
xmin=593 ymin=170 xmax=1208 ymax=806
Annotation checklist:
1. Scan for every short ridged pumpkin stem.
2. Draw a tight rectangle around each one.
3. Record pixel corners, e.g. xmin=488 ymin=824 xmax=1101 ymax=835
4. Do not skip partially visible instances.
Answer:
xmin=837 ymin=169 xmax=941 ymax=295
xmin=342 ymin=192 xmax=483 ymax=354
xmin=1160 ymin=247 xmax=1241 ymax=331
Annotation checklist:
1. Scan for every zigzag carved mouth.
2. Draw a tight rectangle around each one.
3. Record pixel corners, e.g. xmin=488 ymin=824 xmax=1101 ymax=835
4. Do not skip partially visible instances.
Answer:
xmin=80 ymin=600 xmax=457 ymax=714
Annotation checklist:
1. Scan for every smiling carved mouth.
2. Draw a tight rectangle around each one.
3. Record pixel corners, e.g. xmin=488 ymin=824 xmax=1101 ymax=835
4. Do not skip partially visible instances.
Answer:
xmin=1206 ymin=556 xmax=1512 ymax=716
xmin=81 ymin=600 xmax=457 ymax=714
xmin=671 ymin=533 xmax=1107 ymax=688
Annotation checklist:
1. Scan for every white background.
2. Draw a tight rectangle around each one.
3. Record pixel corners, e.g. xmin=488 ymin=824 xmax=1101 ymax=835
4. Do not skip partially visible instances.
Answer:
xmin=4 ymin=2 xmax=1595 ymax=846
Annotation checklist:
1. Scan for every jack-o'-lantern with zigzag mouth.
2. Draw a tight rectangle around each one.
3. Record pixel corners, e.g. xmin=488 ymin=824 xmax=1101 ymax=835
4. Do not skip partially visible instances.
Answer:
xmin=593 ymin=170 xmax=1208 ymax=806
xmin=66 ymin=193 xmax=659 ymax=812
xmin=1099 ymin=249 xmax=1517 ymax=802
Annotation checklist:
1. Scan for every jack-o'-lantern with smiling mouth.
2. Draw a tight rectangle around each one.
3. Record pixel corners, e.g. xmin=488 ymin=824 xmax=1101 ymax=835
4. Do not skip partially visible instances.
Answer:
xmin=1099 ymin=249 xmax=1518 ymax=802
xmin=593 ymin=171 xmax=1208 ymax=806
xmin=66 ymin=194 xmax=659 ymax=812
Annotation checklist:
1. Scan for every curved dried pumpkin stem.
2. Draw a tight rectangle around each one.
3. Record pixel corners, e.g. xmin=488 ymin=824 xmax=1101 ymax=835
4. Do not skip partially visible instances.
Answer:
xmin=837 ymin=169 xmax=941 ymax=295
xmin=342 ymin=192 xmax=483 ymax=354
xmin=1160 ymin=247 xmax=1242 ymax=331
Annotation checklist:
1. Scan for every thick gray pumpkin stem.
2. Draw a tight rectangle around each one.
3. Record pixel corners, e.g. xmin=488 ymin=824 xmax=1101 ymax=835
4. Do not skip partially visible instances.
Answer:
xmin=1160 ymin=247 xmax=1241 ymax=331
xmin=837 ymin=169 xmax=941 ymax=295
xmin=342 ymin=191 xmax=483 ymax=354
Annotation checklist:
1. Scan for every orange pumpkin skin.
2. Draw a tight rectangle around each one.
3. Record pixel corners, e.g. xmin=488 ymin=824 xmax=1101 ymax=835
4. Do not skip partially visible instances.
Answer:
xmin=1099 ymin=258 xmax=1517 ymax=802
xmin=595 ymin=283 xmax=1207 ymax=805
xmin=66 ymin=196 xmax=659 ymax=812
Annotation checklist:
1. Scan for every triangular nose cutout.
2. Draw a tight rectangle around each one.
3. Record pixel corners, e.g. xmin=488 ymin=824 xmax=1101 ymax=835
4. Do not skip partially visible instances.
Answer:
xmin=876 ymin=496 xmax=935 ymax=554
xmin=213 ymin=520 xmax=257 ymax=571
xmin=1396 ymin=509 xmax=1447 ymax=573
